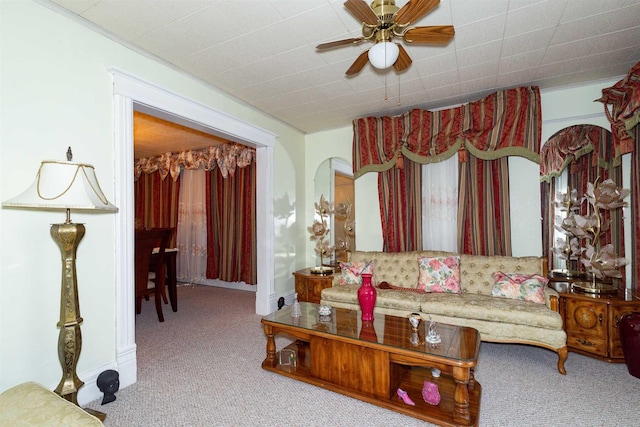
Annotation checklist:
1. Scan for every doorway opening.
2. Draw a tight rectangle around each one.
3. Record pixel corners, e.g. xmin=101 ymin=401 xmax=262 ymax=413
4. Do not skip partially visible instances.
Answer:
xmin=112 ymin=71 xmax=276 ymax=389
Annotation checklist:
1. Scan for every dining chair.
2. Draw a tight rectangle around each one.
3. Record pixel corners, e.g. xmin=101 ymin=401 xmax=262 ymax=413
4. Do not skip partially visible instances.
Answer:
xmin=134 ymin=228 xmax=172 ymax=322
xmin=148 ymin=228 xmax=175 ymax=306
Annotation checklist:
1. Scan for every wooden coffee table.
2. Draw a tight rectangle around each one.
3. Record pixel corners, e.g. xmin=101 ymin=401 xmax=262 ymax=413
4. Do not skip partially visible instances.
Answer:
xmin=261 ymin=302 xmax=481 ymax=426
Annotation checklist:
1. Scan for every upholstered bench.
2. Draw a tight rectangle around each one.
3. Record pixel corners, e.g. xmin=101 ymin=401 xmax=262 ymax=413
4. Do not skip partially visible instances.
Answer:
xmin=0 ymin=381 xmax=104 ymax=426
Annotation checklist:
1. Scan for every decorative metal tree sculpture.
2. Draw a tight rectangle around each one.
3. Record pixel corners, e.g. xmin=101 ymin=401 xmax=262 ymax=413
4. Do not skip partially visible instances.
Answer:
xmin=308 ymin=195 xmax=334 ymax=272
xmin=556 ymin=178 xmax=629 ymax=293
xmin=553 ymin=188 xmax=582 ymax=267
xmin=333 ymin=199 xmax=355 ymax=261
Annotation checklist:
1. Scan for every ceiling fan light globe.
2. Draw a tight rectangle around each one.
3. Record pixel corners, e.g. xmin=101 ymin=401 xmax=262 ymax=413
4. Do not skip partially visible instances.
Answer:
xmin=368 ymin=42 xmax=399 ymax=70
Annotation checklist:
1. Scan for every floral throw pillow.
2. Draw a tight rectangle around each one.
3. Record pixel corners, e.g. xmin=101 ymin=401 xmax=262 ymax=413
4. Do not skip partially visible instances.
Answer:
xmin=338 ymin=261 xmax=375 ymax=286
xmin=491 ymin=272 xmax=548 ymax=304
xmin=416 ymin=256 xmax=461 ymax=293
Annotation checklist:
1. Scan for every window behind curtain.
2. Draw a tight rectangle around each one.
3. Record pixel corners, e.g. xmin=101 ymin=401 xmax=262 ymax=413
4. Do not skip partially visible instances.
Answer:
xmin=422 ymin=155 xmax=458 ymax=252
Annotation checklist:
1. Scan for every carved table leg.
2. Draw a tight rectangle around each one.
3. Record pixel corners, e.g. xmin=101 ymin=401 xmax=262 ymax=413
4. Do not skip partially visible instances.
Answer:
xmin=452 ymin=366 xmax=471 ymax=424
xmin=264 ymin=325 xmax=276 ymax=366
xmin=468 ymin=366 xmax=476 ymax=391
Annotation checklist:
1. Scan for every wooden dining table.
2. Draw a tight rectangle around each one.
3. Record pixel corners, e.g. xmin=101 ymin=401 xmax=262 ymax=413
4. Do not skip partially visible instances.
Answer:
xmin=151 ymin=248 xmax=178 ymax=312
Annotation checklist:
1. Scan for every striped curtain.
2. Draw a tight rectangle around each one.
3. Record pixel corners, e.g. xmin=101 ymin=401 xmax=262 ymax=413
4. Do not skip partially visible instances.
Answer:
xmin=352 ymin=115 xmax=405 ymax=179
xmin=134 ymin=172 xmax=180 ymax=247
xmin=540 ymin=179 xmax=555 ymax=268
xmin=597 ymin=60 xmax=640 ymax=157
xmin=457 ymin=155 xmax=511 ymax=256
xmin=378 ymin=155 xmax=422 ymax=252
xmin=462 ymin=86 xmax=541 ymax=162
xmin=206 ymin=162 xmax=257 ymax=285
xmin=353 ymin=87 xmax=540 ymax=254
xmin=353 ymin=115 xmax=422 ymax=251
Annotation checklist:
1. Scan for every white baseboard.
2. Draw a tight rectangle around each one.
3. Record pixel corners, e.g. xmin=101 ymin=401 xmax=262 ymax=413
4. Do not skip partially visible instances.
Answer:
xmin=190 ymin=279 xmax=257 ymax=292
xmin=54 ymin=361 xmax=120 ymax=406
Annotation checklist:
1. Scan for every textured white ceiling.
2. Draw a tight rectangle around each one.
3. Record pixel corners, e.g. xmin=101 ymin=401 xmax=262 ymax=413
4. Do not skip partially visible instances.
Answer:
xmin=47 ymin=0 xmax=640 ymax=134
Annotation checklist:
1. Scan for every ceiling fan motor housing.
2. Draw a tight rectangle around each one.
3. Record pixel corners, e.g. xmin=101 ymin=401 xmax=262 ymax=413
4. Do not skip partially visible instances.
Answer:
xmin=317 ymin=0 xmax=455 ymax=75
xmin=371 ymin=0 xmax=399 ymax=25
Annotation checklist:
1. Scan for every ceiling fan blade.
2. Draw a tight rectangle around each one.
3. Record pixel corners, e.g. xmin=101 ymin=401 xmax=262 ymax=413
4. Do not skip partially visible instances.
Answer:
xmin=395 ymin=0 xmax=440 ymax=26
xmin=393 ymin=44 xmax=412 ymax=72
xmin=403 ymin=26 xmax=455 ymax=44
xmin=346 ymin=50 xmax=370 ymax=76
xmin=316 ymin=37 xmax=364 ymax=50
xmin=344 ymin=0 xmax=379 ymax=26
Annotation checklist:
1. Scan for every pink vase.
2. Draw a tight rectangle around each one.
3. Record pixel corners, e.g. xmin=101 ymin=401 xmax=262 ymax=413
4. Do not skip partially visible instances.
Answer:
xmin=358 ymin=273 xmax=376 ymax=321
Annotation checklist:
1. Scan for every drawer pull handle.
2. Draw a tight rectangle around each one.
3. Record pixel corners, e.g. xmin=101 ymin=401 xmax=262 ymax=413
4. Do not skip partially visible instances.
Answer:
xmin=577 ymin=339 xmax=594 ymax=347
xmin=615 ymin=315 xmax=620 ymax=328
xmin=599 ymin=313 xmax=603 ymax=324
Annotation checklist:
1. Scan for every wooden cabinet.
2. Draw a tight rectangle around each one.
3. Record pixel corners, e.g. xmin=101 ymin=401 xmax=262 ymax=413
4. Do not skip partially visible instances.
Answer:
xmin=293 ymin=268 xmax=334 ymax=304
xmin=558 ymin=288 xmax=640 ymax=362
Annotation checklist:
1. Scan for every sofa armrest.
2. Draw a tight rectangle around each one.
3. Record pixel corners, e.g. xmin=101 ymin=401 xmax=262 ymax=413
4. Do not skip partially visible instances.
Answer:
xmin=0 ymin=382 xmax=103 ymax=426
xmin=546 ymin=287 xmax=560 ymax=312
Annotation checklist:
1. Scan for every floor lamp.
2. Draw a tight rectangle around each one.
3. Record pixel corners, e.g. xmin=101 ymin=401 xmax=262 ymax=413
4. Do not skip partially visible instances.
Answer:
xmin=2 ymin=150 xmax=117 ymax=421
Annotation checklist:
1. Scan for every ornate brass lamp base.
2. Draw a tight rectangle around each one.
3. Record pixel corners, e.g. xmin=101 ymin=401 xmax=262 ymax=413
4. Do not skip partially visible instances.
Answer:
xmin=51 ymin=221 xmax=106 ymax=421
xmin=572 ymin=280 xmax=618 ymax=295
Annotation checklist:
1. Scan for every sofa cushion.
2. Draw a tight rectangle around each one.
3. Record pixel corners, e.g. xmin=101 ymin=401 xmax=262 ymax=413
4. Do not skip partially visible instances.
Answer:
xmin=345 ymin=250 xmax=455 ymax=289
xmin=321 ymin=284 xmax=423 ymax=312
xmin=491 ymin=272 xmax=547 ymax=304
xmin=460 ymin=254 xmax=545 ymax=296
xmin=338 ymin=260 xmax=375 ymax=285
xmin=420 ymin=293 xmax=562 ymax=329
xmin=417 ymin=256 xmax=461 ymax=293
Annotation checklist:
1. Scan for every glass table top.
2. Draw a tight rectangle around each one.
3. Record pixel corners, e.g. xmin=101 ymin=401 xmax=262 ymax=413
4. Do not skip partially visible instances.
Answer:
xmin=262 ymin=302 xmax=480 ymax=363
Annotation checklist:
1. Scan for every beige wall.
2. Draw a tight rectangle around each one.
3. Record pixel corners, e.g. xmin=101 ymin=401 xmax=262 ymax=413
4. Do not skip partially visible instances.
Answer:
xmin=0 ymin=0 xmax=305 ymax=398
xmin=0 ymin=0 xmax=630 ymax=405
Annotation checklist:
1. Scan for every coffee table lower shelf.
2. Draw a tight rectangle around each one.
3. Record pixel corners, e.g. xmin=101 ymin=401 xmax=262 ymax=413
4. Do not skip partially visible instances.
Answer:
xmin=262 ymin=341 xmax=481 ymax=427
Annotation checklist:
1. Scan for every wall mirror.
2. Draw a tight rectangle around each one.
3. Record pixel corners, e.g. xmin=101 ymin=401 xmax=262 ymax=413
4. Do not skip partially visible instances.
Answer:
xmin=540 ymin=124 xmax=630 ymax=287
xmin=314 ymin=157 xmax=355 ymax=263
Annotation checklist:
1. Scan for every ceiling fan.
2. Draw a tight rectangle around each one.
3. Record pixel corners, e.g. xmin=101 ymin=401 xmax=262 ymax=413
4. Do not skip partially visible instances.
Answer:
xmin=317 ymin=0 xmax=455 ymax=75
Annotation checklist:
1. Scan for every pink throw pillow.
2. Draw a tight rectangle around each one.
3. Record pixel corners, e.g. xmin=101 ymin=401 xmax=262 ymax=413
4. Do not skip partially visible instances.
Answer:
xmin=338 ymin=261 xmax=375 ymax=286
xmin=491 ymin=272 xmax=548 ymax=304
xmin=416 ymin=256 xmax=461 ymax=293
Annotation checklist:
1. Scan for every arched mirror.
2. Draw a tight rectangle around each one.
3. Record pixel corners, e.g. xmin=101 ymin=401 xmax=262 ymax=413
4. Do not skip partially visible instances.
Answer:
xmin=314 ymin=157 xmax=355 ymax=264
xmin=540 ymin=124 xmax=628 ymax=290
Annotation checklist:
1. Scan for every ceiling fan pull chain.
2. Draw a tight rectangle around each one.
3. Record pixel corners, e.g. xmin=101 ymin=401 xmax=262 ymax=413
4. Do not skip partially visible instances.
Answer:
xmin=397 ymin=73 xmax=401 ymax=106
xmin=384 ymin=72 xmax=388 ymax=101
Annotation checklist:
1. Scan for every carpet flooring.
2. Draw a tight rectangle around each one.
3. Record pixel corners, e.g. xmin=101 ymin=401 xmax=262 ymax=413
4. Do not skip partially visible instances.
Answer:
xmin=86 ymin=285 xmax=640 ymax=426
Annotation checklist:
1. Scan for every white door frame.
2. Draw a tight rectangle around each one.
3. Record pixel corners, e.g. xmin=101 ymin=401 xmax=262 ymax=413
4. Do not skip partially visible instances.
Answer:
xmin=111 ymin=70 xmax=276 ymax=388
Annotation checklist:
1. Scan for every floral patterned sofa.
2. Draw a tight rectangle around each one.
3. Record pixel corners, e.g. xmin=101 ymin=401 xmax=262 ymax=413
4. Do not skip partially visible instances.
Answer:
xmin=320 ymin=250 xmax=568 ymax=374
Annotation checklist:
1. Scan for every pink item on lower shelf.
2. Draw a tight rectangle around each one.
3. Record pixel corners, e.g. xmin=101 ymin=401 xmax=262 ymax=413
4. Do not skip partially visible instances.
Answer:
xmin=397 ymin=388 xmax=415 ymax=406
xmin=422 ymin=381 xmax=441 ymax=405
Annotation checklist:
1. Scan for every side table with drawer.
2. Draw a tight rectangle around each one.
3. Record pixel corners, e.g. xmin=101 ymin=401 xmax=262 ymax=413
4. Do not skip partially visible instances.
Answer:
xmin=555 ymin=287 xmax=640 ymax=362
xmin=293 ymin=268 xmax=334 ymax=304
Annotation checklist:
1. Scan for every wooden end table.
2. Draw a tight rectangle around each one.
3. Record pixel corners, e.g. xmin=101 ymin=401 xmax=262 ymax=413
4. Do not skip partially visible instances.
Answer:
xmin=261 ymin=303 xmax=481 ymax=426
xmin=552 ymin=285 xmax=640 ymax=362
xmin=293 ymin=268 xmax=334 ymax=303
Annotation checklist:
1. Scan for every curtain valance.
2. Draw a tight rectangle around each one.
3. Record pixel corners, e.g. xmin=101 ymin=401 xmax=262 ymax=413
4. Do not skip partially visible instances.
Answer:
xmin=463 ymin=86 xmax=541 ymax=162
xmin=539 ymin=125 xmax=617 ymax=182
xmin=352 ymin=86 xmax=541 ymax=178
xmin=352 ymin=115 xmax=406 ymax=177
xmin=134 ymin=143 xmax=255 ymax=182
xmin=596 ymin=60 xmax=640 ymax=157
